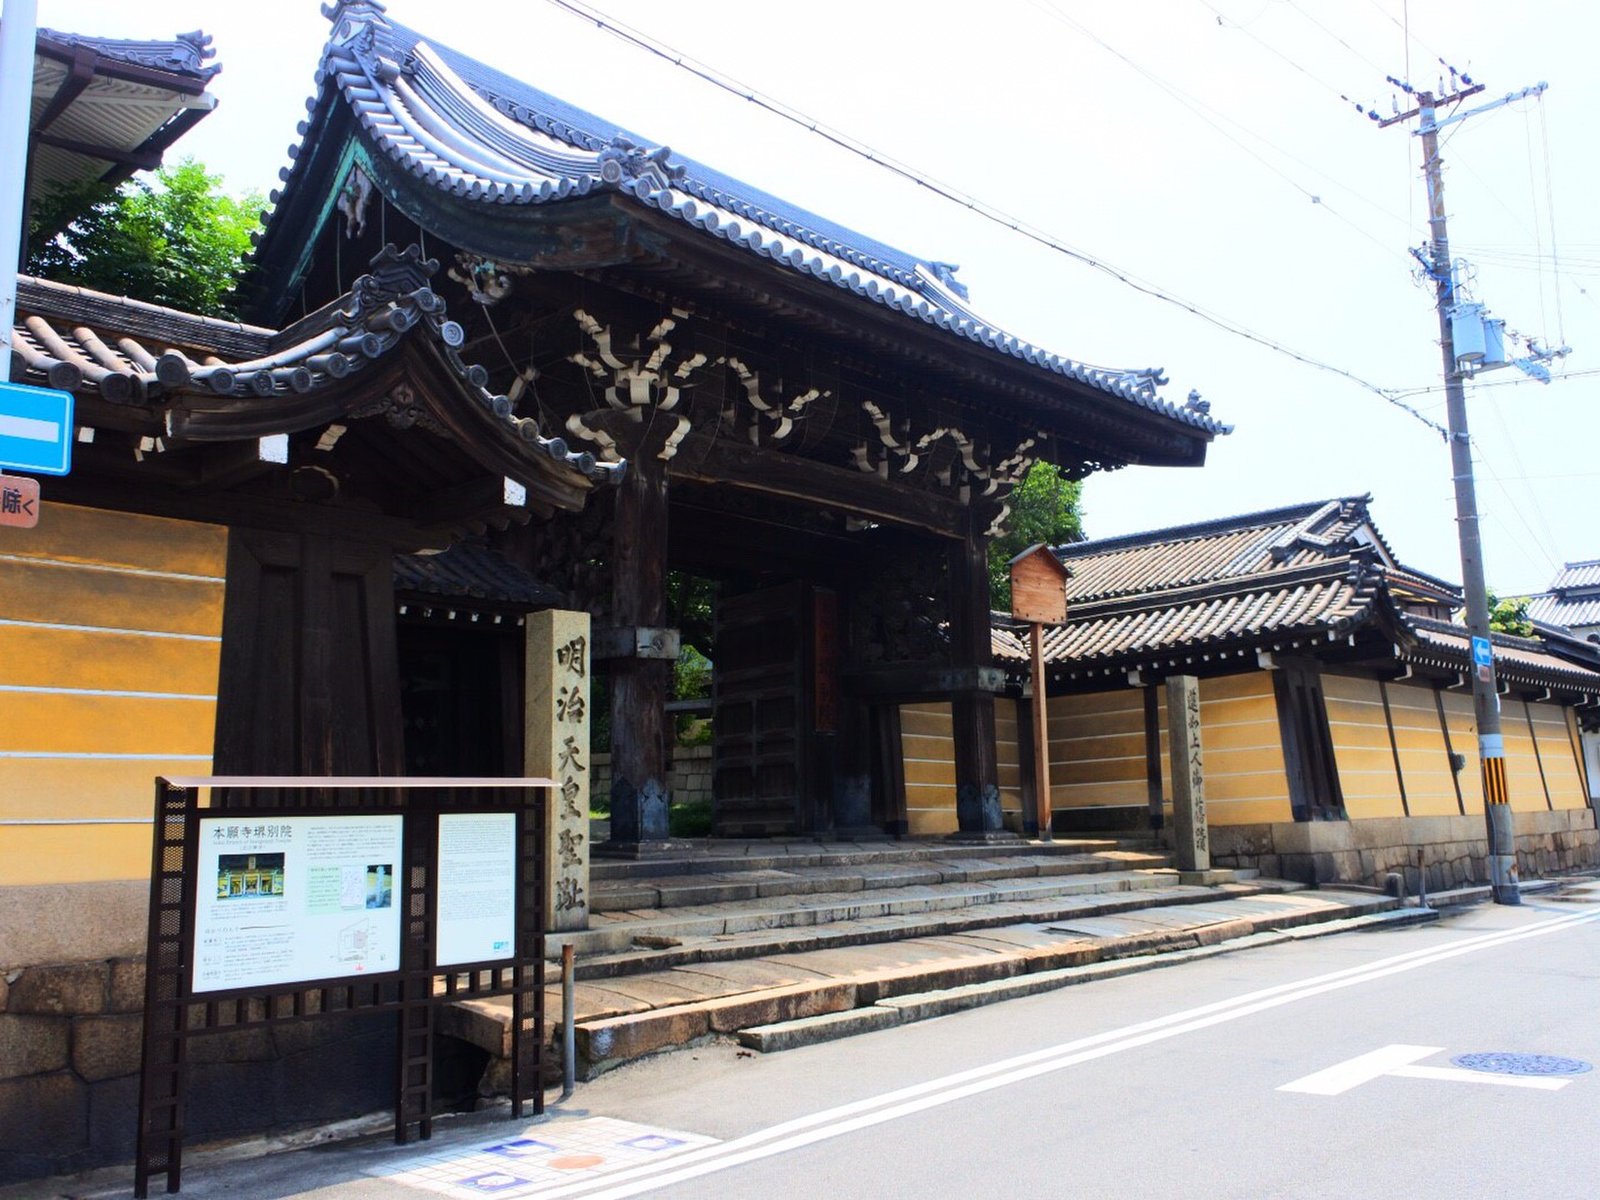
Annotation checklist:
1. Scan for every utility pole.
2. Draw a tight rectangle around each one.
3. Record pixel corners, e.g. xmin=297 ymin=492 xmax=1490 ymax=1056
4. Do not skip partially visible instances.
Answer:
xmin=0 ymin=0 xmax=39 ymax=380
xmin=1380 ymin=80 xmax=1547 ymax=906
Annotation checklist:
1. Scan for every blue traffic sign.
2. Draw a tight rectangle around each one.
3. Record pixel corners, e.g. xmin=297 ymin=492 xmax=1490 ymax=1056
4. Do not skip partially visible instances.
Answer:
xmin=1471 ymin=635 xmax=1493 ymax=669
xmin=0 ymin=381 xmax=74 ymax=476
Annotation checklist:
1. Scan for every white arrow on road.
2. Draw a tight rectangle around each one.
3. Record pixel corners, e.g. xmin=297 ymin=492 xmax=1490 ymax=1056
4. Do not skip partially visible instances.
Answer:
xmin=1280 ymin=1044 xmax=1573 ymax=1095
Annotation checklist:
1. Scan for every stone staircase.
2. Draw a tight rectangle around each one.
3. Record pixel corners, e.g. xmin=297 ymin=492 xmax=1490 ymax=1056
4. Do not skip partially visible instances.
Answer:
xmin=439 ymin=838 xmax=1420 ymax=1087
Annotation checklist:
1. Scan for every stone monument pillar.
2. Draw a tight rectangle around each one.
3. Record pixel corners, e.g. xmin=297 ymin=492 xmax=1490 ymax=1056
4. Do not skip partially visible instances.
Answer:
xmin=525 ymin=609 xmax=591 ymax=932
xmin=1165 ymin=674 xmax=1210 ymax=875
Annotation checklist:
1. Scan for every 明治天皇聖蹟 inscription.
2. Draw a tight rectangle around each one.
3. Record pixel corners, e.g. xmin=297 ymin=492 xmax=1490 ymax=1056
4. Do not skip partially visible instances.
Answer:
xmin=527 ymin=611 xmax=592 ymax=931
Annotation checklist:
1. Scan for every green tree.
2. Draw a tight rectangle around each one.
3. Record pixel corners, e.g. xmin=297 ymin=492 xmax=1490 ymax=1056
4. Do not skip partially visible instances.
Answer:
xmin=1487 ymin=591 xmax=1534 ymax=638
xmin=988 ymin=462 xmax=1083 ymax=610
xmin=26 ymin=159 xmax=262 ymax=318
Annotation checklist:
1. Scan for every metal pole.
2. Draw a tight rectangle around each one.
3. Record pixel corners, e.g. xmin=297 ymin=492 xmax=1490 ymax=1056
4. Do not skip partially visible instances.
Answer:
xmin=1417 ymin=93 xmax=1520 ymax=905
xmin=560 ymin=942 xmax=576 ymax=1101
xmin=0 ymin=0 xmax=38 ymax=379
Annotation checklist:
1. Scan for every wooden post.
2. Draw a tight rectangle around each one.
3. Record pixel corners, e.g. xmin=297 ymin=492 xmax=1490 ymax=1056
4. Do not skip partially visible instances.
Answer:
xmin=1165 ymin=674 xmax=1210 ymax=873
xmin=607 ymin=454 xmax=672 ymax=847
xmin=1029 ymin=622 xmax=1052 ymax=841
xmin=1009 ymin=544 xmax=1069 ymax=843
xmin=525 ymin=609 xmax=591 ymax=932
xmin=950 ymin=529 xmax=1004 ymax=838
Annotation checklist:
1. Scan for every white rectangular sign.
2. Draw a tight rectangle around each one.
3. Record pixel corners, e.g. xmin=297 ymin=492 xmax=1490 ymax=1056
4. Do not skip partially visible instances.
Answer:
xmin=435 ymin=811 xmax=518 ymax=967
xmin=192 ymin=814 xmax=404 ymax=993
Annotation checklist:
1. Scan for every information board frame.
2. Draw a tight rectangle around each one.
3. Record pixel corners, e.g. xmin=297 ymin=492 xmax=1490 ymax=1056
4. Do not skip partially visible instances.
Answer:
xmin=135 ymin=777 xmax=550 ymax=1198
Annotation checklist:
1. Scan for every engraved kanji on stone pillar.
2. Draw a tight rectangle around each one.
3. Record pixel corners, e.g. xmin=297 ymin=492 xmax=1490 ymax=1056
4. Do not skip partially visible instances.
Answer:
xmin=526 ymin=609 xmax=591 ymax=932
xmin=1165 ymin=674 xmax=1210 ymax=872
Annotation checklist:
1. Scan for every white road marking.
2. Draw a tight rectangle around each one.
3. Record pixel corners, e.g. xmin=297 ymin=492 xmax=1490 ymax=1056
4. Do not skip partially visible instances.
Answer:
xmin=1281 ymin=1046 xmax=1576 ymax=1095
xmin=510 ymin=907 xmax=1600 ymax=1200
xmin=1389 ymin=1064 xmax=1570 ymax=1090
xmin=1278 ymin=1044 xmax=1441 ymax=1095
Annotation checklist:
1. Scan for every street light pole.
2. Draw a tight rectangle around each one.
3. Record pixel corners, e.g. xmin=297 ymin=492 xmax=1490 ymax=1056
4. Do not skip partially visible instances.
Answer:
xmin=1406 ymin=89 xmax=1520 ymax=904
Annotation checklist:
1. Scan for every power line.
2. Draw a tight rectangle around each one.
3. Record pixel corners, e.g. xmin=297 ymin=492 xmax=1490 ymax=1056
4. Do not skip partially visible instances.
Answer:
xmin=543 ymin=0 xmax=1451 ymax=438
xmin=1030 ymin=0 xmax=1416 ymax=260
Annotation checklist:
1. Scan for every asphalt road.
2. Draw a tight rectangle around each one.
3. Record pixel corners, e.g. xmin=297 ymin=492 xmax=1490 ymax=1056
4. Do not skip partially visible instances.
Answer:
xmin=45 ymin=888 xmax=1600 ymax=1200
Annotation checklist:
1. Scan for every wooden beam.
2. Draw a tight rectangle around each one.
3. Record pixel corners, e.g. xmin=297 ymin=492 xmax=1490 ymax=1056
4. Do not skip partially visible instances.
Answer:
xmin=667 ymin=432 xmax=968 ymax=537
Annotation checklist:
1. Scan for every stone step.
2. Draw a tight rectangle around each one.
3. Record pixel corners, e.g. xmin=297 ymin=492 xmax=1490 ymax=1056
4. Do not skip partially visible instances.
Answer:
xmin=589 ymin=848 xmax=1171 ymax=912
xmin=736 ymin=907 xmax=1440 ymax=1053
xmin=445 ymin=885 xmax=1400 ymax=1085
xmin=588 ymin=836 xmax=1135 ymax=881
xmin=560 ymin=875 xmax=1282 ymax=984
xmin=570 ymin=861 xmax=1184 ymax=956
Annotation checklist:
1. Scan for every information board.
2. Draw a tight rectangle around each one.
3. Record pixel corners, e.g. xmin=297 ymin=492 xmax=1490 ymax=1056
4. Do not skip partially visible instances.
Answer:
xmin=435 ymin=811 xmax=518 ymax=966
xmin=191 ymin=814 xmax=404 ymax=993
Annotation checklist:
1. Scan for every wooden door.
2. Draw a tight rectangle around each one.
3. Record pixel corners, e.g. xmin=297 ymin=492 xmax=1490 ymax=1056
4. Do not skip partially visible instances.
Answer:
xmin=213 ymin=528 xmax=403 ymax=779
xmin=713 ymin=582 xmax=813 ymax=836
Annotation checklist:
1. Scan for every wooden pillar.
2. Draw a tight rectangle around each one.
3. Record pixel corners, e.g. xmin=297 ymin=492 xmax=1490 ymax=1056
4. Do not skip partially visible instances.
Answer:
xmin=949 ymin=529 xmax=1005 ymax=838
xmin=1165 ymin=674 xmax=1210 ymax=872
xmin=606 ymin=455 xmax=672 ymax=846
xmin=525 ymin=609 xmax=591 ymax=932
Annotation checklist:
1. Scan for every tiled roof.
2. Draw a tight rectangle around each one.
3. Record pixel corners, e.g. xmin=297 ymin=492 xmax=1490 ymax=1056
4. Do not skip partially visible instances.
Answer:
xmin=10 ymin=245 xmax=618 ymax=495
xmin=29 ymin=27 xmax=220 ymax=203
xmin=1054 ymin=496 xmax=1379 ymax=603
xmin=1545 ymin=559 xmax=1600 ymax=594
xmin=1527 ymin=593 xmax=1600 ymax=631
xmin=394 ymin=542 xmax=562 ymax=610
xmin=38 ymin=28 xmax=221 ymax=81
xmin=1405 ymin=617 xmax=1600 ymax=691
xmin=261 ymin=1 xmax=1226 ymax=437
xmin=993 ymin=563 xmax=1375 ymax=668
xmin=995 ymin=495 xmax=1600 ymax=697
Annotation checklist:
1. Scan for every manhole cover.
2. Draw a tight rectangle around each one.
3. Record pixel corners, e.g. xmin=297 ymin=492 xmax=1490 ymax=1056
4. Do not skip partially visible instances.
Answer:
xmin=1451 ymin=1052 xmax=1593 ymax=1077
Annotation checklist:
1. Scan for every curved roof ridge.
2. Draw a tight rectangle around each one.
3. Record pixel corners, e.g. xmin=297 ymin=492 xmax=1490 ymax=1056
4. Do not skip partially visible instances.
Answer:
xmin=254 ymin=4 xmax=1228 ymax=436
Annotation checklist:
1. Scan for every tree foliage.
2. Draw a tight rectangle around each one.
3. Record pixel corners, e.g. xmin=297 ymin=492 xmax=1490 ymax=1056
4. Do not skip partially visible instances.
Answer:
xmin=988 ymin=463 xmax=1083 ymax=610
xmin=1487 ymin=591 xmax=1534 ymax=638
xmin=26 ymin=159 xmax=262 ymax=318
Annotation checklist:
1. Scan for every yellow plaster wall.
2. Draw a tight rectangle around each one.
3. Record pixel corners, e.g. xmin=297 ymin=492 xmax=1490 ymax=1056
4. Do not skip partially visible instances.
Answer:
xmin=1501 ymin=701 xmax=1548 ymax=812
xmin=995 ymin=699 xmax=1023 ymax=816
xmin=1045 ymin=688 xmax=1147 ymax=811
xmin=1527 ymin=699 xmax=1588 ymax=811
xmin=900 ymin=702 xmax=957 ymax=836
xmin=0 ymin=505 xmax=226 ymax=885
xmin=1438 ymin=690 xmax=1485 ymax=814
xmin=1038 ymin=674 xmax=1291 ymax=827
xmin=1194 ymin=674 xmax=1294 ymax=826
xmin=1384 ymin=683 xmax=1462 ymax=817
xmin=1322 ymin=673 xmax=1405 ymax=820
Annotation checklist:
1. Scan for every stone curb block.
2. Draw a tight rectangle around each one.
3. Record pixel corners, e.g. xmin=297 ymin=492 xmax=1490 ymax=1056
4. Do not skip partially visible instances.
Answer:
xmin=737 ymin=1006 xmax=900 ymax=1052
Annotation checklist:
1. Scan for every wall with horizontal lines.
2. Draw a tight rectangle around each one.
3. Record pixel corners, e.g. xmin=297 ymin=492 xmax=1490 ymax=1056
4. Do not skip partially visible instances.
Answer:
xmin=0 ymin=504 xmax=225 ymax=889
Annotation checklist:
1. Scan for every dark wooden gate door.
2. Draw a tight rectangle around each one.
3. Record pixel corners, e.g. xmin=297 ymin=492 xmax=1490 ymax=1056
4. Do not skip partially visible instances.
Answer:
xmin=1273 ymin=659 xmax=1346 ymax=821
xmin=712 ymin=582 xmax=814 ymax=836
xmin=213 ymin=528 xmax=403 ymax=777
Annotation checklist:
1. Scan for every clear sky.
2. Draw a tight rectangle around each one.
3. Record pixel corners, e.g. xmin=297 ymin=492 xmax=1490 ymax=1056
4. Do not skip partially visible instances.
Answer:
xmin=34 ymin=0 xmax=1600 ymax=595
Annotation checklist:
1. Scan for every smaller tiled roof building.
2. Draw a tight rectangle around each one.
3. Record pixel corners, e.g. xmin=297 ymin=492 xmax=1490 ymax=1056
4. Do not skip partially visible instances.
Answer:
xmin=975 ymin=496 xmax=1600 ymax=887
xmin=1527 ymin=560 xmax=1600 ymax=639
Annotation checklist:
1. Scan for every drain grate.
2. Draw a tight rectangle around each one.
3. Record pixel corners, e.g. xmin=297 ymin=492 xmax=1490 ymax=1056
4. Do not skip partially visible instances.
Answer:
xmin=1451 ymin=1052 xmax=1593 ymax=1077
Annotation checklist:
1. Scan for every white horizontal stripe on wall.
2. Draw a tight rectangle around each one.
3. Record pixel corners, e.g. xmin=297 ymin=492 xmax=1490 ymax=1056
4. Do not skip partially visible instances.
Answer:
xmin=0 ymin=618 xmax=221 ymax=642
xmin=0 ymin=552 xmax=225 ymax=584
xmin=0 ymin=685 xmax=217 ymax=701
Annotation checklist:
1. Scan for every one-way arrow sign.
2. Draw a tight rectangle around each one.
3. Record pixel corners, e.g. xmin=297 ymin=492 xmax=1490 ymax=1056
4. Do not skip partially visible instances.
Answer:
xmin=0 ymin=381 xmax=74 ymax=476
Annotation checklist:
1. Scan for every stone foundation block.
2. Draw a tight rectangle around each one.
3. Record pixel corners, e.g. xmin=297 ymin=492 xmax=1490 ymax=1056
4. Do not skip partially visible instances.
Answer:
xmin=701 ymin=982 xmax=857 ymax=1034
xmin=0 ymin=1014 xmax=70 ymax=1078
xmin=0 ymin=1070 xmax=86 ymax=1181
xmin=7 ymin=963 xmax=108 ymax=1016
xmin=578 ymin=1006 xmax=709 ymax=1071
xmin=71 ymin=1014 xmax=142 ymax=1083
xmin=108 ymin=959 xmax=145 ymax=1014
